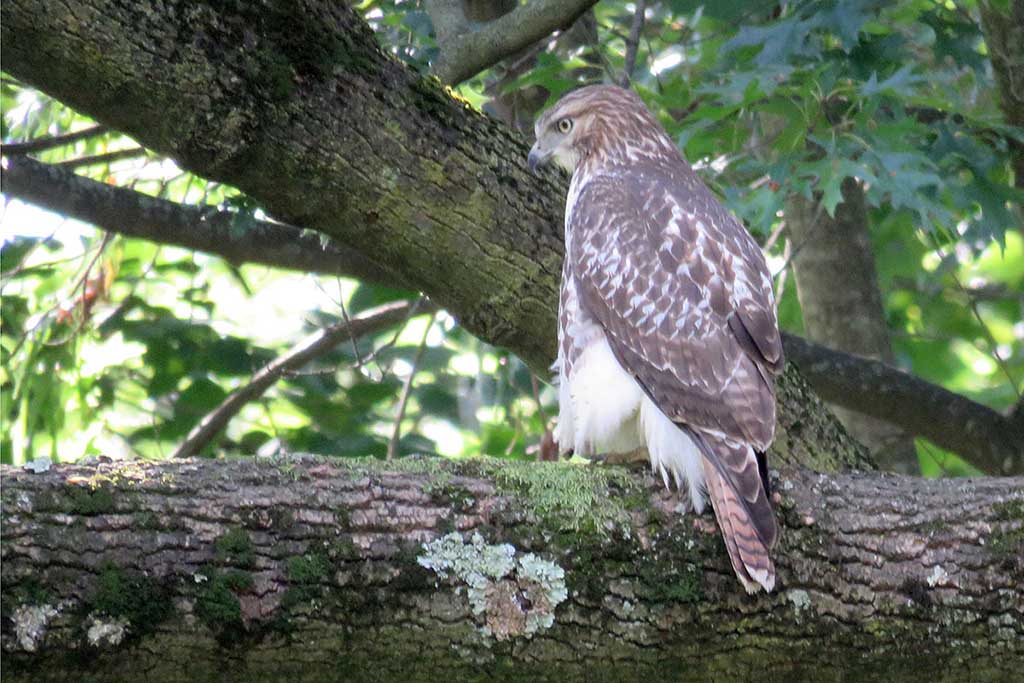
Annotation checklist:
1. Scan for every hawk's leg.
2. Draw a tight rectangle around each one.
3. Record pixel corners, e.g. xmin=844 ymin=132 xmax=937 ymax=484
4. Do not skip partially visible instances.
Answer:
xmin=585 ymin=447 xmax=648 ymax=467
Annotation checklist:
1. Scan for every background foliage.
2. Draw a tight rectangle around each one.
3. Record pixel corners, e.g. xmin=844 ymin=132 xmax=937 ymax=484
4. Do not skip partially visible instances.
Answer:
xmin=2 ymin=0 xmax=1021 ymax=475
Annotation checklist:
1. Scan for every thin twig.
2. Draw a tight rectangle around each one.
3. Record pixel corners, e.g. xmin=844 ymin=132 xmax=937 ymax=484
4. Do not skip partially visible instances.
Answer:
xmin=56 ymin=147 xmax=149 ymax=169
xmin=927 ymin=234 xmax=1021 ymax=399
xmin=955 ymin=272 xmax=1022 ymax=398
xmin=621 ymin=0 xmax=647 ymax=87
xmin=387 ymin=310 xmax=438 ymax=461
xmin=775 ymin=237 xmax=792 ymax=302
xmin=773 ymin=199 xmax=826 ymax=275
xmin=171 ymin=300 xmax=428 ymax=458
xmin=334 ymin=279 xmax=367 ymax=372
xmin=530 ymin=374 xmax=548 ymax=427
xmin=1 ymin=125 xmax=109 ymax=155
xmin=763 ymin=219 xmax=787 ymax=252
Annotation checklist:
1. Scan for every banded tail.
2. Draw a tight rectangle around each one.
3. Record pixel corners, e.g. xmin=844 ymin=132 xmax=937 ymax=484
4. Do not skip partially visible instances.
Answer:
xmin=694 ymin=430 xmax=779 ymax=593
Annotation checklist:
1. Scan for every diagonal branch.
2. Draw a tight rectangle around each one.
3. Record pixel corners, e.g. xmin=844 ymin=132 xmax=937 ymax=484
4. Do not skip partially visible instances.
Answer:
xmin=1 ymin=156 xmax=399 ymax=284
xmin=428 ymin=0 xmax=598 ymax=84
xmin=171 ymin=299 xmax=435 ymax=458
xmin=1 ymin=124 xmax=109 ymax=154
xmin=782 ymin=332 xmax=1024 ymax=475
xmin=55 ymin=147 xmax=149 ymax=169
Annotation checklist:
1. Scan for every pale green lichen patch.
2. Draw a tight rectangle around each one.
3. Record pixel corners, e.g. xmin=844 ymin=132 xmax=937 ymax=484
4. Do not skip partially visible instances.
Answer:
xmin=787 ymin=588 xmax=812 ymax=616
xmin=418 ymin=532 xmax=568 ymax=640
xmin=86 ymin=615 xmax=129 ymax=647
xmin=12 ymin=603 xmax=59 ymax=652
xmin=926 ymin=565 xmax=949 ymax=587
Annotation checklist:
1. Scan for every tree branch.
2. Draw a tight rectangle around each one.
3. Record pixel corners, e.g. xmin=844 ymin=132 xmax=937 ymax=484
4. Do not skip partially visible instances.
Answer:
xmin=1 ymin=124 xmax=108 ymax=154
xmin=54 ymin=147 xmax=148 ymax=169
xmin=0 ymin=156 xmax=399 ymax=284
xmin=171 ymin=299 xmax=433 ymax=459
xmin=386 ymin=309 xmax=438 ymax=460
xmin=782 ymin=332 xmax=1024 ymax=475
xmin=423 ymin=0 xmax=470 ymax=48
xmin=429 ymin=0 xmax=598 ymax=84
xmin=620 ymin=0 xmax=647 ymax=87
xmin=2 ymin=457 xmax=1021 ymax=681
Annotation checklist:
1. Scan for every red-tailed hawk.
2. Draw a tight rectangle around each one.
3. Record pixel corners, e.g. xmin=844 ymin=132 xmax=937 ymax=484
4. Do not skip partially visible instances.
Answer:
xmin=528 ymin=85 xmax=782 ymax=592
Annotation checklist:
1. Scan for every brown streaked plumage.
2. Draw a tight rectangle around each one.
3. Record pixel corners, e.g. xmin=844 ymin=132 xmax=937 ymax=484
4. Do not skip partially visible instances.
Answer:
xmin=530 ymin=85 xmax=782 ymax=592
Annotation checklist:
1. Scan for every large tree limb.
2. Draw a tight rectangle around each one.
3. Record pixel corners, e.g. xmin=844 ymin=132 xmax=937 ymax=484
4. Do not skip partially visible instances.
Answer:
xmin=3 ymin=0 xmax=565 ymax=373
xmin=783 ymin=333 xmax=1024 ymax=475
xmin=1 ymin=457 xmax=1021 ymax=681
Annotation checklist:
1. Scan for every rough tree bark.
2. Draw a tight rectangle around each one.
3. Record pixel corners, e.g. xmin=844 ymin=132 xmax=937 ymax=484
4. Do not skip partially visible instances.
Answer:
xmin=1 ymin=2 xmax=1021 ymax=679
xmin=2 ymin=456 xmax=1022 ymax=683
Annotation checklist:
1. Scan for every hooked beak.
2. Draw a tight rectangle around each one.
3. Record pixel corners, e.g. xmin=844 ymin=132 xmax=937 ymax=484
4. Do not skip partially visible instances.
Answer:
xmin=527 ymin=144 xmax=551 ymax=174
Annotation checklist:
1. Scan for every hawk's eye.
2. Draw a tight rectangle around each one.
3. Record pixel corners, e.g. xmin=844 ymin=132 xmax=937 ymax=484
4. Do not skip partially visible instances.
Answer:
xmin=556 ymin=117 xmax=573 ymax=134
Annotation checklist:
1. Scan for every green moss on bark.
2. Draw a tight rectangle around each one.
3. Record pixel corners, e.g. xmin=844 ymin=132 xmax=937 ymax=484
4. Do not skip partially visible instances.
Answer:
xmin=988 ymin=498 xmax=1024 ymax=556
xmin=214 ymin=527 xmax=255 ymax=567
xmin=84 ymin=564 xmax=174 ymax=643
xmin=64 ymin=484 xmax=117 ymax=515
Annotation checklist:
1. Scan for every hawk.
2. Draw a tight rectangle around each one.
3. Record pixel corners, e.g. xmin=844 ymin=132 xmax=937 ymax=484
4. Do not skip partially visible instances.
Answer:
xmin=528 ymin=85 xmax=782 ymax=592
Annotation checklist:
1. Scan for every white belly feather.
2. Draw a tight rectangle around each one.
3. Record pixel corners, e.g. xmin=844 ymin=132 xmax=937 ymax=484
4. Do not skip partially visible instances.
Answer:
xmin=553 ymin=322 xmax=706 ymax=513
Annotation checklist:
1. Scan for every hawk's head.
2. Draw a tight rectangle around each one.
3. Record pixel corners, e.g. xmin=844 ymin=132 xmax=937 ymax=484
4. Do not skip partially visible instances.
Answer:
xmin=528 ymin=85 xmax=675 ymax=174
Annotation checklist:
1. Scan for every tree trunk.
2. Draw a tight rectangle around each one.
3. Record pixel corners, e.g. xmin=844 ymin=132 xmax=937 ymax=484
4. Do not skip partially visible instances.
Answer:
xmin=979 ymin=0 xmax=1024 ymax=191
xmin=2 ymin=457 xmax=1021 ymax=683
xmin=786 ymin=178 xmax=920 ymax=472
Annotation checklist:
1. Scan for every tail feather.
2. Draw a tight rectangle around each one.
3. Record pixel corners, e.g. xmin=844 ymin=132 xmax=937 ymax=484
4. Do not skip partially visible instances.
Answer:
xmin=693 ymin=431 xmax=778 ymax=593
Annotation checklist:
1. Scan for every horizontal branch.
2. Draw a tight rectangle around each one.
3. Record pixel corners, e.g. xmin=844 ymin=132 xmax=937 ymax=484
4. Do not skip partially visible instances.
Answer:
xmin=1 ymin=457 xmax=1021 ymax=681
xmin=0 ymin=155 xmax=399 ymax=283
xmin=172 ymin=299 xmax=433 ymax=458
xmin=430 ymin=0 xmax=598 ymax=85
xmin=782 ymin=332 xmax=1024 ymax=475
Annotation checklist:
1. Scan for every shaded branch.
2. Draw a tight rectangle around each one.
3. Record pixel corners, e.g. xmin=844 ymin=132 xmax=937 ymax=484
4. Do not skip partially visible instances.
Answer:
xmin=429 ymin=0 xmax=598 ymax=84
xmin=1 ymin=457 xmax=1021 ymax=681
xmin=55 ymin=147 xmax=148 ymax=169
xmin=1 ymin=125 xmax=108 ymax=154
xmin=172 ymin=299 xmax=433 ymax=458
xmin=620 ymin=0 xmax=647 ymax=87
xmin=0 ymin=156 xmax=398 ymax=284
xmin=782 ymin=332 xmax=1024 ymax=475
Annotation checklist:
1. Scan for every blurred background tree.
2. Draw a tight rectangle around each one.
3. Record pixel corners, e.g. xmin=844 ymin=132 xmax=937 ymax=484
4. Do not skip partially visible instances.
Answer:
xmin=2 ymin=0 xmax=1021 ymax=476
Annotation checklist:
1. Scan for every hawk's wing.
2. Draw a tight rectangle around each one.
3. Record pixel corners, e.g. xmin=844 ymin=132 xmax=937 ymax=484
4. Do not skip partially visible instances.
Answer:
xmin=569 ymin=169 xmax=781 ymax=446
xmin=569 ymin=168 xmax=781 ymax=552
